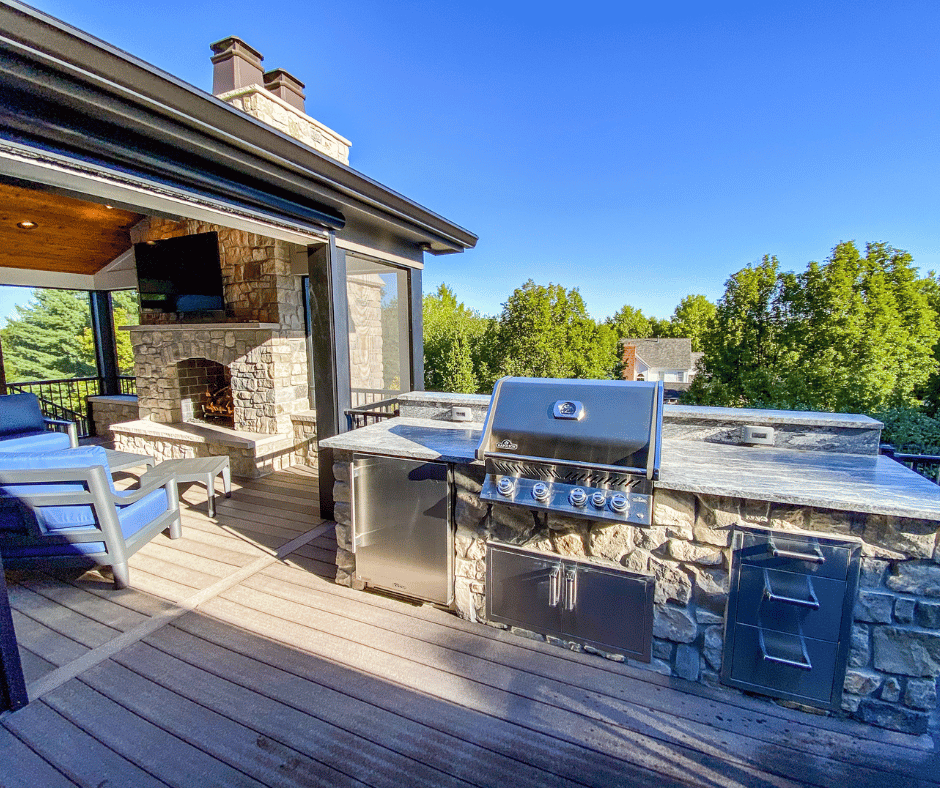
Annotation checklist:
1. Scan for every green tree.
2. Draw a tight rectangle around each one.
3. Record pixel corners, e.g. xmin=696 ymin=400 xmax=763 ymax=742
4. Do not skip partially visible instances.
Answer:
xmin=669 ymin=294 xmax=716 ymax=352
xmin=687 ymin=243 xmax=940 ymax=413
xmin=423 ymin=284 xmax=493 ymax=393
xmin=1 ymin=289 xmax=96 ymax=381
xmin=687 ymin=255 xmax=785 ymax=406
xmin=78 ymin=290 xmax=140 ymax=377
xmin=605 ymin=305 xmax=652 ymax=340
xmin=493 ymin=280 xmax=612 ymax=380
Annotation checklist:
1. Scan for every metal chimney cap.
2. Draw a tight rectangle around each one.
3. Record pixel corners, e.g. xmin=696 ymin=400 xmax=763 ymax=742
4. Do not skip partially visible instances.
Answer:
xmin=209 ymin=36 xmax=264 ymax=66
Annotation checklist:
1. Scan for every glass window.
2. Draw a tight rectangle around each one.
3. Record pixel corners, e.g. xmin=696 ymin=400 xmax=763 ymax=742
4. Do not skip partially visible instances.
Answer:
xmin=345 ymin=255 xmax=410 ymax=408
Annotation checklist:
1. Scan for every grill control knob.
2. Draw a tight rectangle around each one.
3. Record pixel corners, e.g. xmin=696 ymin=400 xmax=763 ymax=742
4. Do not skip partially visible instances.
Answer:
xmin=609 ymin=493 xmax=629 ymax=513
xmin=496 ymin=477 xmax=515 ymax=496
xmin=532 ymin=482 xmax=551 ymax=502
xmin=568 ymin=487 xmax=588 ymax=507
xmin=590 ymin=491 xmax=606 ymax=508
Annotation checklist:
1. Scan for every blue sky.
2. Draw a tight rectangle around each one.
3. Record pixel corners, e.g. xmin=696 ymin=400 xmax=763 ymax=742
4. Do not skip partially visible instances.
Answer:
xmin=7 ymin=0 xmax=940 ymax=326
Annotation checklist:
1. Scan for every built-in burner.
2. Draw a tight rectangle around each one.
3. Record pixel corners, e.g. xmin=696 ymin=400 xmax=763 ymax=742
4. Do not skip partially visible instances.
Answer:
xmin=476 ymin=377 xmax=663 ymax=525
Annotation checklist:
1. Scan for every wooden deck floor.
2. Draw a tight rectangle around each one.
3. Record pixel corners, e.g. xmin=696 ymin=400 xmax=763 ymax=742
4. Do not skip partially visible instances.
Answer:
xmin=1 ymin=464 xmax=937 ymax=788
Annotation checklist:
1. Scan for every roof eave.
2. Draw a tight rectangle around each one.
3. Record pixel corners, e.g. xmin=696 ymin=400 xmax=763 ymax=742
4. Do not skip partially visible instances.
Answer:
xmin=0 ymin=0 xmax=478 ymax=253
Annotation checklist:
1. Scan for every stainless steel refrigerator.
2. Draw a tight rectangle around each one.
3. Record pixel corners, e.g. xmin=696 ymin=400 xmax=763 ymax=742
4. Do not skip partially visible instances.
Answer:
xmin=350 ymin=453 xmax=453 ymax=605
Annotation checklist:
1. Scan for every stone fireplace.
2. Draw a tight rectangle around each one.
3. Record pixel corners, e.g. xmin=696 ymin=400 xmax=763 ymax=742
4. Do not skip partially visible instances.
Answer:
xmin=112 ymin=321 xmax=316 ymax=478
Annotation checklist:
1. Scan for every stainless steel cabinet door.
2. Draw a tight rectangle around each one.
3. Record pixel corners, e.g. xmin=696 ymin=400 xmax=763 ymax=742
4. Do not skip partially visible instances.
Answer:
xmin=566 ymin=564 xmax=654 ymax=662
xmin=352 ymin=454 xmax=452 ymax=605
xmin=487 ymin=545 xmax=564 ymax=635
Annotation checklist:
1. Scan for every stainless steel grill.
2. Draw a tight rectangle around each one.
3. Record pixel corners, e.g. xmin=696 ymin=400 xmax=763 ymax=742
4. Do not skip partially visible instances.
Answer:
xmin=476 ymin=377 xmax=664 ymax=526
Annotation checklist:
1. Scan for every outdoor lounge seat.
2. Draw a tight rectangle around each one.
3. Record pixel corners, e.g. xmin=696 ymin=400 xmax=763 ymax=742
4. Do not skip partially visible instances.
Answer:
xmin=0 ymin=446 xmax=181 ymax=589
xmin=0 ymin=392 xmax=78 ymax=452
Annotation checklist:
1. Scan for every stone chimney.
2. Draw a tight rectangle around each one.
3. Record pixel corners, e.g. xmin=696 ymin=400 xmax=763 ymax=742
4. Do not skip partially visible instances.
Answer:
xmin=210 ymin=37 xmax=264 ymax=95
xmin=209 ymin=37 xmax=351 ymax=165
xmin=263 ymin=68 xmax=305 ymax=112
xmin=621 ymin=343 xmax=638 ymax=381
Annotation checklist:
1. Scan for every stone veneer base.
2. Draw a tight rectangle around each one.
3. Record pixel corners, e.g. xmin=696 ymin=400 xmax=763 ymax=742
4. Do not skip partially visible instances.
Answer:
xmin=112 ymin=415 xmax=317 ymax=478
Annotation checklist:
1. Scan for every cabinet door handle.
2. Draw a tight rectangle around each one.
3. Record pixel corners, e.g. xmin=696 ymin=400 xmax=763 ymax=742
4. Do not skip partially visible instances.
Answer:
xmin=548 ymin=566 xmax=562 ymax=607
xmin=767 ymin=533 xmax=825 ymax=564
xmin=565 ymin=567 xmax=577 ymax=612
xmin=763 ymin=569 xmax=820 ymax=609
xmin=758 ymin=626 xmax=813 ymax=671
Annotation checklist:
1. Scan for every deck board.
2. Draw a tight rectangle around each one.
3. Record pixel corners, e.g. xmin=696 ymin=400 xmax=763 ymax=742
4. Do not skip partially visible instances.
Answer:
xmin=143 ymin=622 xmax=609 ymax=788
xmin=40 ymin=680 xmax=266 ymax=788
xmin=207 ymin=582 xmax=903 ymax=788
xmin=3 ymin=464 xmax=937 ymax=788
xmin=0 ymin=723 xmax=78 ymax=788
xmin=258 ymin=561 xmax=930 ymax=768
xmin=2 ymin=700 xmax=168 ymax=788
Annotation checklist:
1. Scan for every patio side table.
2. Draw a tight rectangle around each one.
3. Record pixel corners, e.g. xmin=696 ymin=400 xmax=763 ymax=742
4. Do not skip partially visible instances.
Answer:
xmin=143 ymin=456 xmax=232 ymax=518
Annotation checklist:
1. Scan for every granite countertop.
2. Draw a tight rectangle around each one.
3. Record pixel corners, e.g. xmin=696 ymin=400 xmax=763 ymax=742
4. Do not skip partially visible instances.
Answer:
xmin=657 ymin=438 xmax=940 ymax=520
xmin=319 ymin=417 xmax=940 ymax=521
xmin=319 ymin=417 xmax=483 ymax=464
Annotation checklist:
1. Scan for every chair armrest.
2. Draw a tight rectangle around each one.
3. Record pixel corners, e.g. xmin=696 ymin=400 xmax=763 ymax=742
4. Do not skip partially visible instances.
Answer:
xmin=44 ymin=418 xmax=79 ymax=448
xmin=115 ymin=468 xmax=179 ymax=505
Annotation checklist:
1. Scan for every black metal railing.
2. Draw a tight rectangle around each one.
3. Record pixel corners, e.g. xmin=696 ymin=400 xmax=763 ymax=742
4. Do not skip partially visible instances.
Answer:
xmin=351 ymin=387 xmax=401 ymax=409
xmin=881 ymin=445 xmax=940 ymax=485
xmin=5 ymin=376 xmax=136 ymax=438
xmin=346 ymin=395 xmax=400 ymax=430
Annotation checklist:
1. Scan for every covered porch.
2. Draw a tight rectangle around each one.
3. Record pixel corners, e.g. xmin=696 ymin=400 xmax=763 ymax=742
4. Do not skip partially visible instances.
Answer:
xmin=2 ymin=469 xmax=937 ymax=788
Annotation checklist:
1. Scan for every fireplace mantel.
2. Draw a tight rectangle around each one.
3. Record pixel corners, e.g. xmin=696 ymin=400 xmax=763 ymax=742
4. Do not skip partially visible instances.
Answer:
xmin=121 ymin=323 xmax=279 ymax=332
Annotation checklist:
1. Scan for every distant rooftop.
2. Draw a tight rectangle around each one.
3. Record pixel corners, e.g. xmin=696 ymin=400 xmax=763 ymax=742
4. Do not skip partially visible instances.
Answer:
xmin=620 ymin=337 xmax=693 ymax=369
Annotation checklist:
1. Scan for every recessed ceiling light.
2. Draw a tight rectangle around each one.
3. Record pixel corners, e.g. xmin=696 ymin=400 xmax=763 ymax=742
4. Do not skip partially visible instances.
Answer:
xmin=105 ymin=204 xmax=114 ymax=209
xmin=16 ymin=221 xmax=38 ymax=230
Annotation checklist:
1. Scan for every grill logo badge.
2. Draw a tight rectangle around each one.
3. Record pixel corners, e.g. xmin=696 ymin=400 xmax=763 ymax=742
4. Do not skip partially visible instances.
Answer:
xmin=496 ymin=439 xmax=518 ymax=451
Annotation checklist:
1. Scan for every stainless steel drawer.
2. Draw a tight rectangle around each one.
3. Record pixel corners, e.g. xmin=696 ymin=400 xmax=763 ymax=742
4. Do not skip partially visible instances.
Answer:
xmin=722 ymin=524 xmax=861 ymax=711
xmin=739 ymin=530 xmax=851 ymax=580
xmin=729 ymin=624 xmax=840 ymax=706
xmin=735 ymin=564 xmax=846 ymax=642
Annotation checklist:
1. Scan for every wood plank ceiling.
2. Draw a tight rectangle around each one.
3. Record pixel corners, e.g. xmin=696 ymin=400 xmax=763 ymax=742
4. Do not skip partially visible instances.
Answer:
xmin=0 ymin=183 xmax=143 ymax=276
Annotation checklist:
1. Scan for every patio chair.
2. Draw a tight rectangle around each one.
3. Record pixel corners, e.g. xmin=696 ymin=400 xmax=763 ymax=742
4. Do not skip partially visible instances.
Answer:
xmin=0 ymin=392 xmax=78 ymax=452
xmin=0 ymin=446 xmax=180 ymax=589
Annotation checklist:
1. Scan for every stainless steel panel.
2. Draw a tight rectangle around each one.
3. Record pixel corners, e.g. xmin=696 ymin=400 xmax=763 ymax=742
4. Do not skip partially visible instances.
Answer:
xmin=739 ymin=530 xmax=851 ymax=580
xmin=735 ymin=565 xmax=846 ymax=642
xmin=729 ymin=624 xmax=840 ymax=705
xmin=567 ymin=563 xmax=654 ymax=662
xmin=479 ymin=469 xmax=652 ymax=526
xmin=477 ymin=377 xmax=663 ymax=476
xmin=722 ymin=524 xmax=862 ymax=711
xmin=352 ymin=454 xmax=452 ymax=605
xmin=487 ymin=545 xmax=565 ymax=635
xmin=487 ymin=543 xmax=654 ymax=661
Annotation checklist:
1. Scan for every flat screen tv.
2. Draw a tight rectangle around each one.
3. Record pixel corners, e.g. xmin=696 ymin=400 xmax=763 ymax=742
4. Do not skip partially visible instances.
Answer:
xmin=135 ymin=231 xmax=224 ymax=313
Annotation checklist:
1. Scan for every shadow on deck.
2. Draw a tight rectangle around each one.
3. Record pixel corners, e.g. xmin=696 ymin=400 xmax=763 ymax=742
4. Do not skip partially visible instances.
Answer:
xmin=1 ymin=465 xmax=937 ymax=788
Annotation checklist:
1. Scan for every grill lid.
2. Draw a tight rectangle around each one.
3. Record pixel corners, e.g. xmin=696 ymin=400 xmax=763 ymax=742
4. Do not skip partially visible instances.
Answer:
xmin=476 ymin=377 xmax=664 ymax=479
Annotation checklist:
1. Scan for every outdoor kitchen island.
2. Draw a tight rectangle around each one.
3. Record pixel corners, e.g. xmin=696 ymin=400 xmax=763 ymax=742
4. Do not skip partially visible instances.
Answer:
xmin=320 ymin=392 xmax=940 ymax=736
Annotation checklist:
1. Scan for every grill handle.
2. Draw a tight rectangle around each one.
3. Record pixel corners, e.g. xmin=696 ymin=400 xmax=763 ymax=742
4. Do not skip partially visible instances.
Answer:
xmin=758 ymin=626 xmax=813 ymax=671
xmin=762 ymin=569 xmax=820 ymax=610
xmin=767 ymin=533 xmax=825 ymax=564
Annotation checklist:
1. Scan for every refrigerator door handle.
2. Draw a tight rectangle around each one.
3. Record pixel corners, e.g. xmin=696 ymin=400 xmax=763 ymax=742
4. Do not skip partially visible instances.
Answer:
xmin=349 ymin=462 xmax=357 ymax=553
